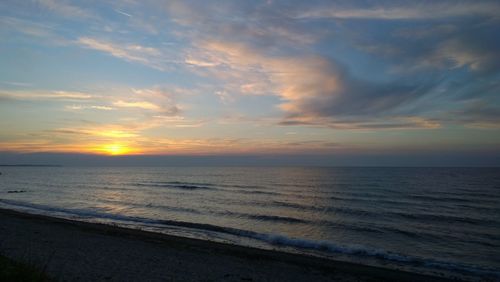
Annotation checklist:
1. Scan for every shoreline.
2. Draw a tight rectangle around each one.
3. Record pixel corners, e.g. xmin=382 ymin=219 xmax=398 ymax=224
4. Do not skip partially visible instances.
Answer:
xmin=0 ymin=207 xmax=454 ymax=281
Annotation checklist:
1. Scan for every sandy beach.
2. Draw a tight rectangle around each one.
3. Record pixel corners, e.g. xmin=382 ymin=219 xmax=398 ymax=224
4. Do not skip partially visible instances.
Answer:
xmin=0 ymin=208 xmax=455 ymax=282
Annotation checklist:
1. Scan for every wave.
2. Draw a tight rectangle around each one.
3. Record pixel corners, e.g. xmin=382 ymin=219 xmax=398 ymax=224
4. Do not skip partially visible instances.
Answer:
xmin=151 ymin=218 xmax=500 ymax=278
xmin=97 ymin=198 xmax=204 ymax=215
xmin=83 ymin=197 xmax=488 ymax=243
xmin=431 ymin=191 xmax=500 ymax=199
xmin=133 ymin=182 xmax=215 ymax=190
xmin=0 ymin=199 xmax=157 ymax=224
xmin=160 ymin=181 xmax=216 ymax=187
xmin=260 ymin=200 xmax=500 ymax=231
xmin=0 ymin=198 xmax=499 ymax=279
xmin=218 ymin=211 xmax=308 ymax=224
xmin=135 ymin=220 xmax=500 ymax=279
xmin=217 ymin=183 xmax=268 ymax=190
xmin=272 ymin=200 xmax=323 ymax=211
xmin=271 ymin=200 xmax=376 ymax=218
xmin=231 ymin=190 xmax=281 ymax=196
xmin=389 ymin=211 xmax=498 ymax=226
xmin=407 ymin=194 xmax=477 ymax=203
xmin=132 ymin=181 xmax=280 ymax=196
xmin=318 ymin=220 xmax=385 ymax=234
xmin=247 ymin=214 xmax=306 ymax=223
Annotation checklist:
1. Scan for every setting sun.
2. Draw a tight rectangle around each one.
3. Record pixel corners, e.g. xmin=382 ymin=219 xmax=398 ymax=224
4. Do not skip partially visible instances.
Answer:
xmin=101 ymin=144 xmax=130 ymax=156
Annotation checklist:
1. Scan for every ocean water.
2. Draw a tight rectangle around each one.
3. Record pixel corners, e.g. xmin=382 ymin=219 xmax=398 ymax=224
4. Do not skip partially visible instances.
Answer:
xmin=0 ymin=166 xmax=499 ymax=280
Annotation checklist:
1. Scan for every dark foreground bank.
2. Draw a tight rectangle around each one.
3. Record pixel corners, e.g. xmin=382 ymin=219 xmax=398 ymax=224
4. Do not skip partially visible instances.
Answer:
xmin=0 ymin=208 xmax=454 ymax=282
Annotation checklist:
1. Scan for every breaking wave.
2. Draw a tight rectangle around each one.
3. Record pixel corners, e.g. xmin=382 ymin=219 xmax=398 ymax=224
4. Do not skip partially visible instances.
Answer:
xmin=1 ymin=198 xmax=499 ymax=280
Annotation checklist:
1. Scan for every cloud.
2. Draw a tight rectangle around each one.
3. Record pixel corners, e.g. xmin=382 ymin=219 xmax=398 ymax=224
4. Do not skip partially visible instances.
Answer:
xmin=91 ymin=105 xmax=113 ymax=111
xmin=346 ymin=6 xmax=500 ymax=75
xmin=1 ymin=16 xmax=52 ymax=37
xmin=113 ymin=100 xmax=160 ymax=111
xmin=130 ymin=87 xmax=181 ymax=116
xmin=65 ymin=105 xmax=114 ymax=111
xmin=187 ymin=40 xmax=438 ymax=129
xmin=2 ymin=0 xmax=499 ymax=140
xmin=76 ymin=37 xmax=168 ymax=70
xmin=165 ymin=0 xmax=321 ymax=50
xmin=135 ymin=2 xmax=500 ymax=130
xmin=185 ymin=57 xmax=220 ymax=67
xmin=1 ymin=86 xmax=182 ymax=120
xmin=387 ymin=26 xmax=500 ymax=74
xmin=296 ymin=1 xmax=500 ymax=20
xmin=435 ymin=36 xmax=500 ymax=73
xmin=0 ymin=81 xmax=33 ymax=87
xmin=48 ymin=127 xmax=138 ymax=138
xmin=36 ymin=0 xmax=94 ymax=19
xmin=447 ymin=100 xmax=500 ymax=129
xmin=214 ymin=90 xmax=233 ymax=104
xmin=0 ymin=90 xmax=93 ymax=101
xmin=151 ymin=115 xmax=205 ymax=128
xmin=75 ymin=35 xmax=186 ymax=71
xmin=394 ymin=24 xmax=457 ymax=40
xmin=279 ymin=116 xmax=440 ymax=130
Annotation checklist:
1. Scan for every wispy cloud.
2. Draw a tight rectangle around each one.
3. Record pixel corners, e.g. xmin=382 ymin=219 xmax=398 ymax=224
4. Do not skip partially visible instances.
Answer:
xmin=0 ymin=90 xmax=93 ymax=101
xmin=279 ymin=116 xmax=440 ymax=130
xmin=75 ymin=37 xmax=184 ymax=71
xmin=166 ymin=0 xmax=321 ymax=49
xmin=296 ymin=2 xmax=500 ymax=20
xmin=76 ymin=37 xmax=166 ymax=69
xmin=1 ymin=81 xmax=33 ymax=87
xmin=65 ymin=105 xmax=114 ymax=111
xmin=113 ymin=100 xmax=160 ymax=111
xmin=1 ymin=16 xmax=49 ymax=37
xmin=435 ymin=37 xmax=500 ymax=73
xmin=48 ymin=127 xmax=139 ymax=138
xmin=185 ymin=57 xmax=220 ymax=67
xmin=129 ymin=87 xmax=181 ymax=116
xmin=36 ymin=0 xmax=95 ymax=19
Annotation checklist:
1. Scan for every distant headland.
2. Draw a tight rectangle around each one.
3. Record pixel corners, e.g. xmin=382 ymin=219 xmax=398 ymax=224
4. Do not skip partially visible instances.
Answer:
xmin=0 ymin=164 xmax=62 ymax=167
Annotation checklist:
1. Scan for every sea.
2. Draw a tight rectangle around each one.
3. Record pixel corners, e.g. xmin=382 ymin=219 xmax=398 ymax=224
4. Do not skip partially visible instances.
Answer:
xmin=0 ymin=166 xmax=499 ymax=280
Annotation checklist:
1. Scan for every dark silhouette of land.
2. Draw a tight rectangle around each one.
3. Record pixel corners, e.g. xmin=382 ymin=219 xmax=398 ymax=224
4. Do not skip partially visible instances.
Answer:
xmin=0 ymin=164 xmax=62 ymax=167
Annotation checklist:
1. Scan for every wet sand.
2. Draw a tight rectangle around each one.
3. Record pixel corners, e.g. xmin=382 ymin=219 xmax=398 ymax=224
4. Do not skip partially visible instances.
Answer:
xmin=0 ymin=208 xmax=453 ymax=281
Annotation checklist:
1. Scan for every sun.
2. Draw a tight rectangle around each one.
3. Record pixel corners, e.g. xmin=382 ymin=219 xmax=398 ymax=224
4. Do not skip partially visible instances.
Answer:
xmin=102 ymin=144 xmax=130 ymax=155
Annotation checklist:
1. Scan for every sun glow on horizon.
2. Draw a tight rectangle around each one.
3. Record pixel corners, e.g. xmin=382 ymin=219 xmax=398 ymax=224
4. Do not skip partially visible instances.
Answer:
xmin=100 ymin=144 xmax=132 ymax=156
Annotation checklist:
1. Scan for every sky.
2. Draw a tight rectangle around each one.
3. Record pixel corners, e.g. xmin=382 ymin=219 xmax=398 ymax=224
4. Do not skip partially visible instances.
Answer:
xmin=0 ymin=0 xmax=499 ymax=166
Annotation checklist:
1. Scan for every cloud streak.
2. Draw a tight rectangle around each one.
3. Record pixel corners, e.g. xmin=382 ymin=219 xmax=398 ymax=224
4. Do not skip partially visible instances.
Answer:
xmin=113 ymin=100 xmax=160 ymax=111
xmin=0 ymin=90 xmax=93 ymax=101
xmin=76 ymin=37 xmax=168 ymax=70
xmin=36 ymin=0 xmax=95 ymax=19
xmin=296 ymin=1 xmax=500 ymax=20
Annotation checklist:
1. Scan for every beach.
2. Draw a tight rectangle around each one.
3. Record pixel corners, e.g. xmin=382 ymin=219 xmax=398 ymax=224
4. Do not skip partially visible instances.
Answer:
xmin=0 ymin=208 xmax=453 ymax=282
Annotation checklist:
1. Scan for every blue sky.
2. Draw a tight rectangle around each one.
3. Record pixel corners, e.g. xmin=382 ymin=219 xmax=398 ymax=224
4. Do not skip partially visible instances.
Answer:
xmin=0 ymin=0 xmax=499 ymax=164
